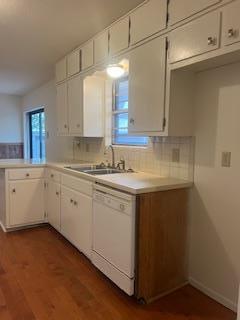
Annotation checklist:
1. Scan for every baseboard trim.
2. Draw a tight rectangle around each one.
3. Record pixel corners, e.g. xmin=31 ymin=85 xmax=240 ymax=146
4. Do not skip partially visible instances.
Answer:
xmin=189 ymin=277 xmax=238 ymax=313
xmin=0 ymin=221 xmax=6 ymax=232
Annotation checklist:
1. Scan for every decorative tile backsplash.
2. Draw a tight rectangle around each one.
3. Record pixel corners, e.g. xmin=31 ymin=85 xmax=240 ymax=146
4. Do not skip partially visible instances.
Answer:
xmin=73 ymin=137 xmax=195 ymax=181
xmin=0 ymin=143 xmax=24 ymax=159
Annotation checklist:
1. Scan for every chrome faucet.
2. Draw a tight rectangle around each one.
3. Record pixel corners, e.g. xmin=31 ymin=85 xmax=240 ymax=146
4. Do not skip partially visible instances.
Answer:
xmin=107 ymin=145 xmax=115 ymax=168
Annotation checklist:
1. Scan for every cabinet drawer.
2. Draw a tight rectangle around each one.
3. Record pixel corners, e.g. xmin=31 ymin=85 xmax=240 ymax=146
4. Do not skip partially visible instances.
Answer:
xmin=222 ymin=1 xmax=240 ymax=46
xmin=169 ymin=11 xmax=221 ymax=64
xmin=46 ymin=169 xmax=61 ymax=183
xmin=169 ymin=0 xmax=221 ymax=26
xmin=8 ymin=168 xmax=45 ymax=180
xmin=61 ymin=174 xmax=92 ymax=196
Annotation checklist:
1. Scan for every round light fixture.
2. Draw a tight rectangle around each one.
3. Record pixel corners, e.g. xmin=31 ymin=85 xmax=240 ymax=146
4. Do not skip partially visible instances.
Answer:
xmin=106 ymin=64 xmax=125 ymax=78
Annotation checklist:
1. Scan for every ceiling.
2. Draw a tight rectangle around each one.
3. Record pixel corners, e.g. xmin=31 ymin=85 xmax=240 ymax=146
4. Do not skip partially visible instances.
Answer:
xmin=0 ymin=0 xmax=143 ymax=96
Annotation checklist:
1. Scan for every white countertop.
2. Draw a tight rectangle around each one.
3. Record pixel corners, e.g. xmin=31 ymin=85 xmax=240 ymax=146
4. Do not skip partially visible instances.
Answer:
xmin=0 ymin=159 xmax=193 ymax=194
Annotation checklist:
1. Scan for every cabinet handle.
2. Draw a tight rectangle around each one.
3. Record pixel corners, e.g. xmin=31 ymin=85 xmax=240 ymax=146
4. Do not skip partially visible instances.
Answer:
xmin=228 ymin=28 xmax=236 ymax=38
xmin=26 ymin=173 xmax=30 ymax=177
xmin=74 ymin=201 xmax=77 ymax=206
xmin=12 ymin=189 xmax=16 ymax=193
xmin=56 ymin=191 xmax=59 ymax=196
xmin=129 ymin=118 xmax=135 ymax=125
xmin=70 ymin=199 xmax=74 ymax=203
xmin=207 ymin=36 xmax=216 ymax=45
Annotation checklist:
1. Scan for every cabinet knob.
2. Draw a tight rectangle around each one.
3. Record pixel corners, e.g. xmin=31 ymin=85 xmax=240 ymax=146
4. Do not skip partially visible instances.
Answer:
xmin=76 ymin=124 xmax=80 ymax=128
xmin=56 ymin=191 xmax=59 ymax=196
xmin=228 ymin=28 xmax=236 ymax=38
xmin=64 ymin=124 xmax=68 ymax=129
xmin=70 ymin=199 xmax=74 ymax=203
xmin=207 ymin=36 xmax=216 ymax=45
xmin=12 ymin=189 xmax=16 ymax=193
xmin=74 ymin=201 xmax=77 ymax=206
xmin=129 ymin=118 xmax=135 ymax=125
xmin=26 ymin=173 xmax=30 ymax=177
xmin=51 ymin=174 xmax=54 ymax=178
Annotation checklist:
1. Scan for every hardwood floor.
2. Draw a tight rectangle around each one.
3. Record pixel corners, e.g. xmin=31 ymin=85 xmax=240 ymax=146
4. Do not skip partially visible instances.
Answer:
xmin=0 ymin=226 xmax=236 ymax=320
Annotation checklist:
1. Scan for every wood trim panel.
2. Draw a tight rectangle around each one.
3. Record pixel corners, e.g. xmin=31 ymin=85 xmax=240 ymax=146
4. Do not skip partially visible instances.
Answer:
xmin=135 ymin=188 xmax=189 ymax=303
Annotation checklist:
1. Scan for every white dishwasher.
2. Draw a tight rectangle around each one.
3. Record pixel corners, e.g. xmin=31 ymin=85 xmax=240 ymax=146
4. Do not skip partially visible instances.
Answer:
xmin=92 ymin=184 xmax=136 ymax=295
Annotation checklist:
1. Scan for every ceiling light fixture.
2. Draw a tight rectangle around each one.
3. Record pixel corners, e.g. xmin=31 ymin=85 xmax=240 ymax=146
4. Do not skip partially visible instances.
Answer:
xmin=106 ymin=64 xmax=125 ymax=79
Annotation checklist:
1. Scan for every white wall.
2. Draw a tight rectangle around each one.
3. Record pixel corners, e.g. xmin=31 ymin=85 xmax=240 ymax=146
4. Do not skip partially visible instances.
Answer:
xmin=189 ymin=62 xmax=240 ymax=311
xmin=21 ymin=80 xmax=73 ymax=161
xmin=0 ymin=94 xmax=22 ymax=143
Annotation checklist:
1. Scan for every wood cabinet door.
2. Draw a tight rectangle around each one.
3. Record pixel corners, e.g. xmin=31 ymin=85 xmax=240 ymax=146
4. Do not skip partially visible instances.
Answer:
xmin=61 ymin=186 xmax=92 ymax=258
xmin=9 ymin=179 xmax=45 ymax=227
xmin=128 ymin=36 xmax=166 ymax=133
xmin=169 ymin=11 xmax=221 ymax=64
xmin=81 ymin=41 xmax=94 ymax=71
xmin=109 ymin=17 xmax=129 ymax=56
xmin=47 ymin=181 xmax=61 ymax=231
xmin=130 ymin=0 xmax=167 ymax=45
xmin=94 ymin=31 xmax=109 ymax=64
xmin=67 ymin=50 xmax=80 ymax=77
xmin=222 ymin=1 xmax=240 ymax=47
xmin=56 ymin=82 xmax=68 ymax=135
xmin=68 ymin=74 xmax=83 ymax=136
xmin=55 ymin=57 xmax=67 ymax=83
xmin=169 ymin=0 xmax=221 ymax=25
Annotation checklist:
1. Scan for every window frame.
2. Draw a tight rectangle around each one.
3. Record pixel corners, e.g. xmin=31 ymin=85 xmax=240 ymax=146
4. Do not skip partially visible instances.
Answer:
xmin=112 ymin=77 xmax=148 ymax=147
xmin=28 ymin=108 xmax=45 ymax=159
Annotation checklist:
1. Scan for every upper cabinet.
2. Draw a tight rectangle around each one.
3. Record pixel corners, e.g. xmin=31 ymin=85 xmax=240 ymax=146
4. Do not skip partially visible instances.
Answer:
xmin=222 ymin=1 xmax=240 ymax=47
xmin=130 ymin=0 xmax=167 ymax=45
xmin=56 ymin=57 xmax=67 ymax=83
xmin=81 ymin=41 xmax=94 ymax=71
xmin=169 ymin=0 xmax=221 ymax=26
xmin=67 ymin=50 xmax=81 ymax=77
xmin=128 ymin=36 xmax=166 ymax=134
xmin=169 ymin=11 xmax=221 ymax=63
xmin=109 ymin=17 xmax=130 ymax=56
xmin=94 ymin=31 xmax=109 ymax=64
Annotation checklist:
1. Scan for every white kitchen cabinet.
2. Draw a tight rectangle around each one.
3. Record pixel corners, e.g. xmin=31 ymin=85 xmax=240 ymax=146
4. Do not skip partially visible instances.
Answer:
xmin=68 ymin=74 xmax=83 ymax=135
xmin=61 ymin=185 xmax=92 ymax=258
xmin=56 ymin=82 xmax=68 ymax=135
xmin=169 ymin=11 xmax=221 ymax=64
xmin=47 ymin=180 xmax=61 ymax=231
xmin=222 ymin=1 xmax=240 ymax=47
xmin=81 ymin=41 xmax=94 ymax=71
xmin=56 ymin=57 xmax=67 ymax=83
xmin=109 ymin=17 xmax=129 ymax=56
xmin=67 ymin=50 xmax=81 ymax=77
xmin=128 ymin=36 xmax=166 ymax=134
xmin=94 ymin=31 xmax=109 ymax=64
xmin=168 ymin=0 xmax=221 ymax=25
xmin=8 ymin=179 xmax=45 ymax=227
xmin=130 ymin=0 xmax=167 ymax=45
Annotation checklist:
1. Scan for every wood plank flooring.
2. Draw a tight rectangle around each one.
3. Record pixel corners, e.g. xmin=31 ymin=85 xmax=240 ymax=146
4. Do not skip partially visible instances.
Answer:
xmin=0 ymin=226 xmax=236 ymax=320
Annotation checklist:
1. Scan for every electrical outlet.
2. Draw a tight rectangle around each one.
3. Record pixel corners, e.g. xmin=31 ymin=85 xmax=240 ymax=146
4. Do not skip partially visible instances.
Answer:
xmin=172 ymin=148 xmax=180 ymax=163
xmin=222 ymin=152 xmax=231 ymax=168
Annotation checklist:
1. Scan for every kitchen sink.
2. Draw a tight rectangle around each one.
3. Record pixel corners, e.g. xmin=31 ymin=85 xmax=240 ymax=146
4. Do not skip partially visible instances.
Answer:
xmin=65 ymin=165 xmax=126 ymax=175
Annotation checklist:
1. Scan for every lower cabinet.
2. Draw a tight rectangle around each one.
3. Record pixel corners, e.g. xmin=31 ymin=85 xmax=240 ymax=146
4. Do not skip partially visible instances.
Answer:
xmin=47 ymin=180 xmax=61 ymax=231
xmin=8 ymin=179 xmax=45 ymax=227
xmin=61 ymin=185 xmax=92 ymax=259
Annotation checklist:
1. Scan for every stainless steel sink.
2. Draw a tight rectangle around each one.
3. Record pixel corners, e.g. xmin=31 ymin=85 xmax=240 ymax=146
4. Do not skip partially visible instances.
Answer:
xmin=65 ymin=165 xmax=126 ymax=175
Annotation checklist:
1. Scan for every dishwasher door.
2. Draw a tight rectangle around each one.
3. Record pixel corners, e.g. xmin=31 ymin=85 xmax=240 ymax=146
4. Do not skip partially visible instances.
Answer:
xmin=93 ymin=185 xmax=136 ymax=279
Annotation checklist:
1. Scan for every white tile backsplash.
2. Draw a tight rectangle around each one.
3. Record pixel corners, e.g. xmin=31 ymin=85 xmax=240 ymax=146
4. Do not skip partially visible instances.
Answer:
xmin=73 ymin=136 xmax=195 ymax=181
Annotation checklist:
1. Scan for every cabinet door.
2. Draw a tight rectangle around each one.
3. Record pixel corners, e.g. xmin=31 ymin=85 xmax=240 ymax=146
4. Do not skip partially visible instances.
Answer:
xmin=83 ymin=76 xmax=104 ymax=137
xmin=61 ymin=186 xmax=92 ymax=258
xmin=56 ymin=82 xmax=68 ymax=135
xmin=222 ymin=1 xmax=240 ymax=46
xmin=109 ymin=17 xmax=129 ymax=56
xmin=81 ymin=41 xmax=94 ymax=71
xmin=169 ymin=11 xmax=220 ymax=64
xmin=130 ymin=0 xmax=167 ymax=45
xmin=9 ymin=179 xmax=45 ymax=227
xmin=47 ymin=181 xmax=61 ymax=231
xmin=169 ymin=0 xmax=221 ymax=25
xmin=94 ymin=31 xmax=109 ymax=64
xmin=56 ymin=57 xmax=67 ymax=83
xmin=128 ymin=36 xmax=166 ymax=133
xmin=68 ymin=74 xmax=83 ymax=135
xmin=67 ymin=50 xmax=80 ymax=77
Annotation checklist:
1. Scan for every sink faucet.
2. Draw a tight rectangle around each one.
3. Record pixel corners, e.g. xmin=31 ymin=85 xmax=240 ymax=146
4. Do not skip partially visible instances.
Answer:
xmin=107 ymin=145 xmax=115 ymax=168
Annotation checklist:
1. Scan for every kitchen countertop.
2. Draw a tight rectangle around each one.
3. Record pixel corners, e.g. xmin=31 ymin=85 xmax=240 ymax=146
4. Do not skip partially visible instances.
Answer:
xmin=0 ymin=159 xmax=193 ymax=194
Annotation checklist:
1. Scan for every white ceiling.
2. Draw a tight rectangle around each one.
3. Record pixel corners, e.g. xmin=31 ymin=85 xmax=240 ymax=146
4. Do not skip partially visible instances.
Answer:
xmin=0 ymin=0 xmax=143 ymax=96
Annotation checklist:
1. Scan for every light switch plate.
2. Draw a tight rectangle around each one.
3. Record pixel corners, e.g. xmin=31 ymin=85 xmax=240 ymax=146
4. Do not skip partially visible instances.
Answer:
xmin=172 ymin=148 xmax=180 ymax=163
xmin=222 ymin=152 xmax=231 ymax=168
